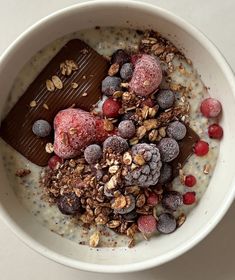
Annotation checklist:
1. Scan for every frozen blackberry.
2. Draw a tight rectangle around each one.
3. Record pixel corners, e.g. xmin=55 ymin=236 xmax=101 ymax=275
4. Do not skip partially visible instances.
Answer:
xmin=84 ymin=144 xmax=102 ymax=164
xmin=162 ymin=191 xmax=183 ymax=211
xmin=32 ymin=119 xmax=51 ymax=137
xmin=167 ymin=121 xmax=187 ymax=140
xmin=57 ymin=193 xmax=81 ymax=215
xmin=103 ymin=135 xmax=129 ymax=154
xmin=124 ymin=143 xmax=162 ymax=187
xmin=158 ymin=138 xmax=179 ymax=162
xmin=111 ymin=49 xmax=130 ymax=66
xmin=120 ymin=63 xmax=133 ymax=81
xmin=156 ymin=89 xmax=175 ymax=109
xmin=157 ymin=213 xmax=177 ymax=234
xmin=118 ymin=120 xmax=136 ymax=139
xmin=159 ymin=163 xmax=172 ymax=184
xmin=102 ymin=76 xmax=122 ymax=96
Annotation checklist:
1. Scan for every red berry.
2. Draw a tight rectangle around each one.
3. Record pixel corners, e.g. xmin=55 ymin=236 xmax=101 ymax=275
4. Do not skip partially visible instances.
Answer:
xmin=142 ymin=98 xmax=155 ymax=108
xmin=102 ymin=98 xmax=121 ymax=118
xmin=185 ymin=175 xmax=197 ymax=187
xmin=131 ymin=54 xmax=143 ymax=65
xmin=48 ymin=155 xmax=63 ymax=170
xmin=147 ymin=192 xmax=158 ymax=206
xmin=200 ymin=98 xmax=222 ymax=118
xmin=183 ymin=192 xmax=196 ymax=205
xmin=137 ymin=215 xmax=157 ymax=234
xmin=194 ymin=140 xmax=209 ymax=156
xmin=208 ymin=123 xmax=223 ymax=139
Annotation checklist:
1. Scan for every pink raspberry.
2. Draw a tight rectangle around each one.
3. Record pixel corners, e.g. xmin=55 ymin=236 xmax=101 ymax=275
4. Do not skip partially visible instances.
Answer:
xmin=129 ymin=54 xmax=162 ymax=96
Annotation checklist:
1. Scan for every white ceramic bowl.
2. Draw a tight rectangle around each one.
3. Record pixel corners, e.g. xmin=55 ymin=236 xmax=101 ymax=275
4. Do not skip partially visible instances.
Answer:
xmin=0 ymin=0 xmax=235 ymax=273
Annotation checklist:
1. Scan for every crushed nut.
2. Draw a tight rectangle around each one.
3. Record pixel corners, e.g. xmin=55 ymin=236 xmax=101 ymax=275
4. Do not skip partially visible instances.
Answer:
xmin=82 ymin=92 xmax=88 ymax=97
xmin=179 ymin=169 xmax=185 ymax=184
xmin=126 ymin=224 xmax=138 ymax=238
xmin=45 ymin=143 xmax=54 ymax=153
xmin=177 ymin=213 xmax=186 ymax=227
xmin=159 ymin=127 xmax=166 ymax=137
xmin=136 ymin=126 xmax=147 ymax=139
xmin=111 ymin=195 xmax=126 ymax=210
xmin=148 ymin=106 xmax=157 ymax=118
xmin=141 ymin=106 xmax=149 ymax=119
xmin=133 ymin=154 xmax=145 ymax=166
xmin=136 ymin=194 xmax=146 ymax=208
xmin=129 ymin=137 xmax=139 ymax=146
xmin=30 ymin=100 xmax=37 ymax=107
xmin=123 ymin=152 xmax=132 ymax=165
xmin=128 ymin=238 xmax=136 ymax=248
xmin=203 ymin=164 xmax=210 ymax=174
xmin=108 ymin=63 xmax=119 ymax=76
xmin=15 ymin=168 xmax=31 ymax=177
xmin=148 ymin=129 xmax=158 ymax=142
xmin=71 ymin=82 xmax=78 ymax=89
xmin=69 ymin=127 xmax=78 ymax=135
xmin=46 ymin=79 xmax=55 ymax=92
xmin=108 ymin=165 xmax=119 ymax=174
xmin=143 ymin=119 xmax=158 ymax=131
xmin=125 ymin=186 xmax=140 ymax=196
xmin=107 ymin=220 xmax=121 ymax=229
xmin=52 ymin=75 xmax=63 ymax=89
xmin=105 ymin=173 xmax=119 ymax=190
xmin=113 ymin=91 xmax=123 ymax=99
xmin=43 ymin=103 xmax=49 ymax=110
xmin=89 ymin=231 xmax=100 ymax=248
xmin=103 ymin=119 xmax=114 ymax=132
xmin=60 ymin=60 xmax=78 ymax=76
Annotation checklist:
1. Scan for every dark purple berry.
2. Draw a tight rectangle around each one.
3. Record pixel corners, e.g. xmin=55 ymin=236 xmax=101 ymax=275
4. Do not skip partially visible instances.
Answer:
xmin=157 ymin=213 xmax=177 ymax=234
xmin=167 ymin=121 xmax=187 ymax=140
xmin=120 ymin=63 xmax=133 ymax=81
xmin=32 ymin=119 xmax=51 ymax=137
xmin=102 ymin=76 xmax=122 ymax=96
xmin=57 ymin=193 xmax=81 ymax=215
xmin=123 ymin=210 xmax=138 ymax=221
xmin=158 ymin=137 xmax=179 ymax=162
xmin=120 ymin=111 xmax=136 ymax=122
xmin=111 ymin=49 xmax=130 ymax=66
xmin=118 ymin=120 xmax=136 ymax=139
xmin=84 ymin=144 xmax=102 ymax=164
xmin=156 ymin=89 xmax=175 ymax=109
xmin=162 ymin=191 xmax=183 ymax=211
xmin=159 ymin=163 xmax=172 ymax=184
xmin=114 ymin=195 xmax=135 ymax=214
xmin=103 ymin=136 xmax=129 ymax=154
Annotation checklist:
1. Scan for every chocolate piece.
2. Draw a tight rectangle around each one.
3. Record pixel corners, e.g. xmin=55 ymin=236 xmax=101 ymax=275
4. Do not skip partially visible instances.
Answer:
xmin=172 ymin=126 xmax=200 ymax=177
xmin=1 ymin=39 xmax=109 ymax=166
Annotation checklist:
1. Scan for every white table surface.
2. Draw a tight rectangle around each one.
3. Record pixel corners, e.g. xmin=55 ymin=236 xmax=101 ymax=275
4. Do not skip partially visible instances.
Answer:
xmin=1 ymin=0 xmax=235 ymax=279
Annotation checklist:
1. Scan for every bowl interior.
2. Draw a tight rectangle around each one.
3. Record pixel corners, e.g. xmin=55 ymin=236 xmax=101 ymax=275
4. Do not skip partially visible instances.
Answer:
xmin=0 ymin=1 xmax=235 ymax=273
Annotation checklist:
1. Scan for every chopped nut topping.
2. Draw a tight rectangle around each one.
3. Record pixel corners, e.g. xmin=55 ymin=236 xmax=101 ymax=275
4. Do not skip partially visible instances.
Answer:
xmin=52 ymin=75 xmax=63 ymax=89
xmin=107 ymin=220 xmax=121 ymax=229
xmin=30 ymin=100 xmax=37 ymax=108
xmin=203 ymin=164 xmax=210 ymax=174
xmin=108 ymin=165 xmax=119 ymax=174
xmin=71 ymin=82 xmax=78 ymax=89
xmin=60 ymin=60 xmax=78 ymax=76
xmin=89 ymin=231 xmax=100 ymax=248
xmin=103 ymin=119 xmax=114 ymax=132
xmin=136 ymin=126 xmax=147 ymax=139
xmin=105 ymin=173 xmax=119 ymax=190
xmin=113 ymin=91 xmax=123 ymax=99
xmin=43 ymin=103 xmax=49 ymax=110
xmin=123 ymin=152 xmax=132 ymax=165
xmin=108 ymin=63 xmax=119 ymax=76
xmin=69 ymin=127 xmax=78 ymax=135
xmin=143 ymin=119 xmax=158 ymax=131
xmin=125 ymin=186 xmax=140 ymax=196
xmin=82 ymin=92 xmax=88 ymax=97
xmin=159 ymin=127 xmax=166 ymax=138
xmin=45 ymin=143 xmax=54 ymax=153
xmin=133 ymin=154 xmax=145 ymax=166
xmin=136 ymin=194 xmax=146 ymax=208
xmin=177 ymin=213 xmax=186 ymax=227
xmin=129 ymin=137 xmax=139 ymax=146
xmin=111 ymin=195 xmax=126 ymax=210
xmin=46 ymin=79 xmax=55 ymax=92
xmin=148 ymin=129 xmax=158 ymax=142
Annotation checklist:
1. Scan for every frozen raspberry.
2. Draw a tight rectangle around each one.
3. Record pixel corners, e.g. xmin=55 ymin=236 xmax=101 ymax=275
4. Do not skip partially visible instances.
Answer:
xmin=129 ymin=54 xmax=162 ymax=96
xmin=208 ymin=123 xmax=223 ymax=139
xmin=48 ymin=155 xmax=63 ymax=170
xmin=118 ymin=120 xmax=136 ymax=139
xmin=200 ymin=98 xmax=222 ymax=118
xmin=157 ymin=213 xmax=176 ymax=234
xmin=185 ymin=175 xmax=196 ymax=187
xmin=120 ymin=63 xmax=133 ymax=81
xmin=84 ymin=144 xmax=102 ymax=164
xmin=159 ymin=163 xmax=172 ymax=184
xmin=162 ymin=191 xmax=183 ymax=211
xmin=103 ymin=135 xmax=128 ymax=154
xmin=95 ymin=118 xmax=116 ymax=143
xmin=167 ymin=121 xmax=187 ymax=140
xmin=147 ymin=192 xmax=158 ymax=206
xmin=194 ymin=140 xmax=209 ymax=156
xmin=156 ymin=89 xmax=175 ymax=109
xmin=57 ymin=193 xmax=82 ymax=215
xmin=102 ymin=76 xmax=122 ymax=96
xmin=102 ymin=97 xmax=121 ymax=118
xmin=111 ymin=49 xmax=130 ymax=66
xmin=137 ymin=215 xmax=157 ymax=234
xmin=183 ymin=192 xmax=196 ymax=205
xmin=124 ymin=143 xmax=162 ymax=187
xmin=32 ymin=119 xmax=51 ymax=137
xmin=158 ymin=138 xmax=180 ymax=162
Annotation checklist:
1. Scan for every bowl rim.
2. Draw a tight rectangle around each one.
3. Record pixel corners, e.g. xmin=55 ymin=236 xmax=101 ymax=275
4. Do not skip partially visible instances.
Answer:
xmin=1 ymin=0 xmax=235 ymax=273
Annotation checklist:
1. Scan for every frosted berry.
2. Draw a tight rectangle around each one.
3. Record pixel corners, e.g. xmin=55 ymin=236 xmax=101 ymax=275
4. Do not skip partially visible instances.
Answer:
xmin=208 ymin=123 xmax=223 ymax=139
xmin=162 ymin=191 xmax=183 ymax=211
xmin=194 ymin=140 xmax=209 ymax=156
xmin=158 ymin=138 xmax=180 ymax=162
xmin=114 ymin=195 xmax=135 ymax=214
xmin=157 ymin=213 xmax=176 ymax=234
xmin=120 ymin=63 xmax=133 ymax=81
xmin=159 ymin=163 xmax=172 ymax=184
xmin=123 ymin=210 xmax=138 ymax=221
xmin=102 ymin=97 xmax=121 ymax=118
xmin=48 ymin=155 xmax=63 ymax=170
xmin=57 ymin=193 xmax=81 ymax=215
xmin=111 ymin=49 xmax=130 ymax=66
xmin=200 ymin=98 xmax=222 ymax=118
xmin=183 ymin=192 xmax=196 ymax=205
xmin=156 ymin=89 xmax=175 ymax=109
xmin=147 ymin=192 xmax=158 ymax=206
xmin=102 ymin=76 xmax=122 ymax=96
xmin=167 ymin=121 xmax=187 ymax=140
xmin=137 ymin=215 xmax=157 ymax=234
xmin=118 ymin=120 xmax=136 ymax=139
xmin=120 ymin=111 xmax=135 ymax=122
xmin=84 ymin=144 xmax=102 ymax=164
xmin=185 ymin=175 xmax=196 ymax=187
xmin=32 ymin=119 xmax=51 ymax=137
xmin=103 ymin=135 xmax=129 ymax=154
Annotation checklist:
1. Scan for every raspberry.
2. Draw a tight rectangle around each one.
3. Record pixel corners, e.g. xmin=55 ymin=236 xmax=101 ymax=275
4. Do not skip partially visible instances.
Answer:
xmin=208 ymin=123 xmax=223 ymax=139
xmin=48 ymin=155 xmax=63 ymax=170
xmin=147 ymin=192 xmax=158 ymax=206
xmin=95 ymin=119 xmax=116 ymax=143
xmin=194 ymin=140 xmax=209 ymax=156
xmin=102 ymin=97 xmax=121 ymax=118
xmin=118 ymin=120 xmax=136 ymax=139
xmin=156 ymin=89 xmax=175 ymax=109
xmin=32 ymin=119 xmax=51 ymax=137
xmin=84 ymin=144 xmax=102 ymax=164
xmin=137 ymin=215 xmax=157 ymax=234
xmin=183 ymin=192 xmax=196 ymax=205
xmin=120 ymin=63 xmax=133 ymax=81
xmin=185 ymin=175 xmax=196 ymax=187
xmin=103 ymin=135 xmax=128 ymax=154
xmin=200 ymin=98 xmax=222 ymax=118
xmin=166 ymin=121 xmax=187 ymax=140
xmin=111 ymin=49 xmax=130 ymax=66
xmin=102 ymin=76 xmax=122 ymax=96
xmin=158 ymin=138 xmax=180 ymax=162
xmin=129 ymin=54 xmax=162 ymax=96
xmin=157 ymin=213 xmax=176 ymax=234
